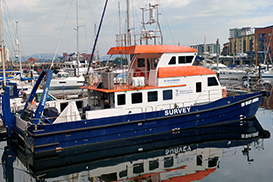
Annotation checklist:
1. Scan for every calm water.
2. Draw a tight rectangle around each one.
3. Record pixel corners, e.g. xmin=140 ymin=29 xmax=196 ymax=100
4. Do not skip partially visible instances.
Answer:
xmin=0 ymin=108 xmax=273 ymax=182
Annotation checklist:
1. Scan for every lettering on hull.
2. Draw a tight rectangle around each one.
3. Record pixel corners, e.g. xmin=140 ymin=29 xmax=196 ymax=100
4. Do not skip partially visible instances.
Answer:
xmin=165 ymin=107 xmax=191 ymax=116
xmin=165 ymin=145 xmax=192 ymax=155
xmin=241 ymin=97 xmax=259 ymax=107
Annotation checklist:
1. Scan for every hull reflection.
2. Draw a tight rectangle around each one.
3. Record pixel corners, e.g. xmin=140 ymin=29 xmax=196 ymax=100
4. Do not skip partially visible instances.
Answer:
xmin=2 ymin=117 xmax=270 ymax=181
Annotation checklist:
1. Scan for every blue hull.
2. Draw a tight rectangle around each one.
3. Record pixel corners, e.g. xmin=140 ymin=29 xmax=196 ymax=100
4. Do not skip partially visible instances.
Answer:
xmin=16 ymin=91 xmax=265 ymax=155
xmin=12 ymin=116 xmax=266 ymax=179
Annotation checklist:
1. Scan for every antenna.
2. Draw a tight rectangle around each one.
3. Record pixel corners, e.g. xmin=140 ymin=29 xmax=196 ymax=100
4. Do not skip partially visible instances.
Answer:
xmin=149 ymin=3 xmax=156 ymax=24
xmin=139 ymin=2 xmax=162 ymax=45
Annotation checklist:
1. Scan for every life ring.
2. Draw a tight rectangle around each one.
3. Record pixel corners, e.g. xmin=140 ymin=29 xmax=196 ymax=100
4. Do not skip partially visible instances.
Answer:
xmin=222 ymin=88 xmax=227 ymax=98
xmin=133 ymin=69 xmax=145 ymax=77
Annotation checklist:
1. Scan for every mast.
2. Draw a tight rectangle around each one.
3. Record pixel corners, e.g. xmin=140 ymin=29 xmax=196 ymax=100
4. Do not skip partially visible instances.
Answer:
xmin=0 ymin=0 xmax=6 ymax=86
xmin=126 ymin=0 xmax=130 ymax=47
xmin=15 ymin=21 xmax=22 ymax=78
xmin=76 ymin=0 xmax=80 ymax=76
xmin=86 ymin=0 xmax=108 ymax=74
xmin=94 ymin=24 xmax=96 ymax=59
xmin=203 ymin=37 xmax=206 ymax=59
xmin=216 ymin=39 xmax=219 ymax=69
xmin=126 ymin=0 xmax=131 ymax=65
xmin=118 ymin=2 xmax=123 ymax=69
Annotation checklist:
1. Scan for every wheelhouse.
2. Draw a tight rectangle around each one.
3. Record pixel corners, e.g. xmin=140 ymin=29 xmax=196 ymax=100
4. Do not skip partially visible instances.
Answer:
xmin=81 ymin=45 xmax=223 ymax=120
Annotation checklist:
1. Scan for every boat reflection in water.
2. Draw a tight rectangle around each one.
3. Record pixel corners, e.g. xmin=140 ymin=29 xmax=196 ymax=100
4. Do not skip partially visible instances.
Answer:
xmin=1 ymin=117 xmax=270 ymax=182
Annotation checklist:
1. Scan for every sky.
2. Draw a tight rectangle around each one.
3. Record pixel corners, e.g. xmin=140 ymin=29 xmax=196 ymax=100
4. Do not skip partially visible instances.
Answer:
xmin=2 ymin=0 xmax=273 ymax=58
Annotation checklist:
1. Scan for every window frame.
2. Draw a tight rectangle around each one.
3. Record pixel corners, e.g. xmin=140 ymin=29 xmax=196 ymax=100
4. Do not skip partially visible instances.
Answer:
xmin=196 ymin=82 xmax=202 ymax=93
xmin=117 ymin=94 xmax=126 ymax=105
xmin=132 ymin=92 xmax=143 ymax=104
xmin=163 ymin=90 xmax=173 ymax=100
xmin=207 ymin=77 xmax=219 ymax=86
xmin=168 ymin=56 xmax=176 ymax=65
xmin=148 ymin=91 xmax=158 ymax=102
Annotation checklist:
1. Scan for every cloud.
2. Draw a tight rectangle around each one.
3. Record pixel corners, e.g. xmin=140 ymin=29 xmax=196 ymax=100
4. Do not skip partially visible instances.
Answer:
xmin=3 ymin=0 xmax=273 ymax=56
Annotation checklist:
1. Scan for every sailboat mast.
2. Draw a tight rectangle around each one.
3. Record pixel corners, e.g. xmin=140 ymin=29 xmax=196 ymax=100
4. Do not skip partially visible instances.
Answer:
xmin=126 ymin=0 xmax=130 ymax=46
xmin=0 ymin=0 xmax=6 ymax=86
xmin=118 ymin=2 xmax=123 ymax=69
xmin=126 ymin=0 xmax=131 ymax=65
xmin=86 ymin=0 xmax=108 ymax=74
xmin=15 ymin=21 xmax=22 ymax=78
xmin=76 ymin=0 xmax=80 ymax=76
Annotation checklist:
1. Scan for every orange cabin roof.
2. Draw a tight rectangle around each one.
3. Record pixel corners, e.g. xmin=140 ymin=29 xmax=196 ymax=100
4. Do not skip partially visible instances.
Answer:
xmin=80 ymin=84 xmax=187 ymax=93
xmin=107 ymin=45 xmax=198 ymax=55
xmin=158 ymin=66 xmax=216 ymax=78
xmin=162 ymin=168 xmax=216 ymax=182
xmin=114 ymin=167 xmax=216 ymax=182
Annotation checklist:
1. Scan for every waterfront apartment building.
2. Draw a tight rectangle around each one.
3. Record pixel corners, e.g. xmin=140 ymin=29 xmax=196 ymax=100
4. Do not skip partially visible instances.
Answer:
xmin=227 ymin=25 xmax=273 ymax=64
xmin=228 ymin=27 xmax=255 ymax=58
xmin=255 ymin=25 xmax=273 ymax=64
xmin=190 ymin=43 xmax=220 ymax=56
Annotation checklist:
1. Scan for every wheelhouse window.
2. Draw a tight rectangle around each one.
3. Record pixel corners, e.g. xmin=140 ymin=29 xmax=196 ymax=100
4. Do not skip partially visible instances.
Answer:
xmin=186 ymin=56 xmax=193 ymax=63
xmin=163 ymin=90 xmax=173 ymax=100
xmin=208 ymin=77 xmax=219 ymax=86
xmin=148 ymin=91 xmax=158 ymax=102
xmin=154 ymin=58 xmax=159 ymax=68
xmin=168 ymin=56 xmax=176 ymax=65
xmin=132 ymin=93 xmax=143 ymax=104
xmin=137 ymin=58 xmax=145 ymax=67
xmin=178 ymin=56 xmax=193 ymax=64
xmin=196 ymin=82 xmax=202 ymax=92
xmin=117 ymin=94 xmax=126 ymax=105
xmin=178 ymin=56 xmax=186 ymax=64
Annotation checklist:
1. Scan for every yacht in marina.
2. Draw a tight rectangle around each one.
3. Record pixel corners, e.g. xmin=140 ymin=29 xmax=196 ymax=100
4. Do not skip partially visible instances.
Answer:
xmin=46 ymin=70 xmax=85 ymax=90
xmin=261 ymin=69 xmax=273 ymax=83
xmin=200 ymin=59 xmax=247 ymax=87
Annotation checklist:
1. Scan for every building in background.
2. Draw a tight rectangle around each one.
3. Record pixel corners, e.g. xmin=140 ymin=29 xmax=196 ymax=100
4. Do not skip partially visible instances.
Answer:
xmin=255 ymin=25 xmax=273 ymax=65
xmin=27 ymin=57 xmax=37 ymax=64
xmin=63 ymin=53 xmax=94 ymax=63
xmin=228 ymin=27 xmax=255 ymax=59
xmin=222 ymin=42 xmax=230 ymax=56
xmin=0 ymin=46 xmax=10 ymax=63
xmin=190 ymin=43 xmax=220 ymax=57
